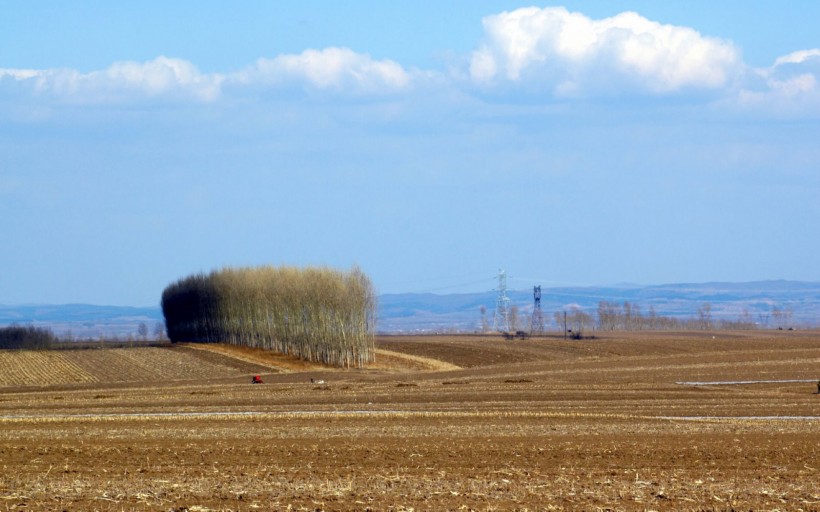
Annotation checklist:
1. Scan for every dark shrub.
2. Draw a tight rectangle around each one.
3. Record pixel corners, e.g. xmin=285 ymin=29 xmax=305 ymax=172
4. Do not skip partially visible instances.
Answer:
xmin=0 ymin=324 xmax=56 ymax=349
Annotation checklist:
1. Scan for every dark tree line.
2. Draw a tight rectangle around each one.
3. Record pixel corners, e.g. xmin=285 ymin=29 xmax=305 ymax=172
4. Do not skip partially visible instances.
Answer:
xmin=0 ymin=325 xmax=56 ymax=349
xmin=161 ymin=265 xmax=376 ymax=368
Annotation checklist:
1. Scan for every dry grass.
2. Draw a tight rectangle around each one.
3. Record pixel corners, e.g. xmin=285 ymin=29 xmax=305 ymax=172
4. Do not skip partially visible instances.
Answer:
xmin=180 ymin=342 xmax=327 ymax=372
xmin=372 ymin=348 xmax=462 ymax=371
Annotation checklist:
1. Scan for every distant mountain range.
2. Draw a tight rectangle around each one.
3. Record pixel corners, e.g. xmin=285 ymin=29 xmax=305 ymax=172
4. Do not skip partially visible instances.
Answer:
xmin=1 ymin=280 xmax=818 ymax=338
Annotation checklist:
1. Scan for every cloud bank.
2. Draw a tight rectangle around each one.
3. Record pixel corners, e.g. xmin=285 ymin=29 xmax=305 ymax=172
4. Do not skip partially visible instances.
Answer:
xmin=0 ymin=49 xmax=411 ymax=103
xmin=1 ymin=6 xmax=818 ymax=114
xmin=1 ymin=57 xmax=221 ymax=103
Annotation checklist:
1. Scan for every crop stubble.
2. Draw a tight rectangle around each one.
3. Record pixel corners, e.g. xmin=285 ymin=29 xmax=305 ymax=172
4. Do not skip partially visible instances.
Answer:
xmin=0 ymin=331 xmax=819 ymax=511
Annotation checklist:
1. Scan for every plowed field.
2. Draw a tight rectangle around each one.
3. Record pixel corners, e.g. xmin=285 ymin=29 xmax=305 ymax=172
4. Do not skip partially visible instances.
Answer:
xmin=1 ymin=331 xmax=819 ymax=510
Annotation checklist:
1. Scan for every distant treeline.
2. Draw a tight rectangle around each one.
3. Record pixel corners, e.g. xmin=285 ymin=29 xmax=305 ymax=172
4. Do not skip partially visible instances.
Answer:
xmin=0 ymin=325 xmax=57 ymax=349
xmin=558 ymin=300 xmax=762 ymax=333
xmin=161 ymin=266 xmax=376 ymax=368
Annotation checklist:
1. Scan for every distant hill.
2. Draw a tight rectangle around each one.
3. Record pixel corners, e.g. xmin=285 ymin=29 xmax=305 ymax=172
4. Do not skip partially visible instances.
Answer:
xmin=0 ymin=304 xmax=162 ymax=339
xmin=2 ymin=280 xmax=818 ymax=338
xmin=377 ymin=280 xmax=820 ymax=332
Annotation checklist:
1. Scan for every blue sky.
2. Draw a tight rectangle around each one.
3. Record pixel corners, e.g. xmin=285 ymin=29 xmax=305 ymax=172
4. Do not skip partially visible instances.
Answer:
xmin=2 ymin=2 xmax=819 ymax=306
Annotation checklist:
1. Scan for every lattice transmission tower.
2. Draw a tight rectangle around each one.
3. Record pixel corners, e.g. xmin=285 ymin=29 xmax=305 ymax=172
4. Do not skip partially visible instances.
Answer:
xmin=530 ymin=285 xmax=544 ymax=335
xmin=493 ymin=269 xmax=511 ymax=333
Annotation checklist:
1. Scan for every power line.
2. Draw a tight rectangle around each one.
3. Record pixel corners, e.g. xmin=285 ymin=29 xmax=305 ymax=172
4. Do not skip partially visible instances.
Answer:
xmin=381 ymin=276 xmax=495 ymax=294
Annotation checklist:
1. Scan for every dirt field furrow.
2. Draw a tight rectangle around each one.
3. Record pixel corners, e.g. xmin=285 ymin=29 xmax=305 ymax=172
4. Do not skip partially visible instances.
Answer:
xmin=0 ymin=330 xmax=818 ymax=510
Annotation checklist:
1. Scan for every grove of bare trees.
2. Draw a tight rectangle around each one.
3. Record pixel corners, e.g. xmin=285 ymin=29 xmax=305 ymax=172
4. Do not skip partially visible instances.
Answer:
xmin=593 ymin=301 xmax=757 ymax=331
xmin=161 ymin=266 xmax=376 ymax=368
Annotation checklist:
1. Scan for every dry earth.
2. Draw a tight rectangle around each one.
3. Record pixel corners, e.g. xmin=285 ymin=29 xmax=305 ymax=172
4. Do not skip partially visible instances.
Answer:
xmin=0 ymin=331 xmax=819 ymax=511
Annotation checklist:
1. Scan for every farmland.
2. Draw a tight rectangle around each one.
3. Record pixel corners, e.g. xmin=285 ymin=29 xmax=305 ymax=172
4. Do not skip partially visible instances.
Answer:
xmin=0 ymin=331 xmax=819 ymax=510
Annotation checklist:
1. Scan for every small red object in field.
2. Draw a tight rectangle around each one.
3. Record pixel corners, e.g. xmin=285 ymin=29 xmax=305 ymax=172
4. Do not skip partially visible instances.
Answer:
xmin=252 ymin=375 xmax=263 ymax=384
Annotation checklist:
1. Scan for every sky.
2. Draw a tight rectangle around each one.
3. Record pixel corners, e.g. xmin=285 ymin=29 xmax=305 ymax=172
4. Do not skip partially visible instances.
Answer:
xmin=1 ymin=1 xmax=819 ymax=306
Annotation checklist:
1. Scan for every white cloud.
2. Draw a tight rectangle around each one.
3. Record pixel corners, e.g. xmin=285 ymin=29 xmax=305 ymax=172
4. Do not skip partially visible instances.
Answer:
xmin=1 ymin=57 xmax=222 ymax=103
xmin=96 ymin=57 xmax=222 ymax=101
xmin=770 ymin=73 xmax=817 ymax=96
xmin=767 ymin=49 xmax=820 ymax=94
xmin=1 ymin=16 xmax=817 ymax=118
xmin=233 ymin=47 xmax=412 ymax=94
xmin=2 ymin=49 xmax=413 ymax=104
xmin=774 ymin=49 xmax=820 ymax=67
xmin=0 ymin=68 xmax=41 ymax=80
xmin=470 ymin=7 xmax=740 ymax=95
xmin=734 ymin=48 xmax=820 ymax=114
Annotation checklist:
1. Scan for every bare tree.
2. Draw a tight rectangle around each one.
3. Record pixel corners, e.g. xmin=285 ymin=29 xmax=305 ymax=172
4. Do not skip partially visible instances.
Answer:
xmin=771 ymin=305 xmax=793 ymax=329
xmin=623 ymin=301 xmax=633 ymax=330
xmin=509 ymin=305 xmax=519 ymax=332
xmin=568 ymin=305 xmax=594 ymax=334
xmin=479 ymin=305 xmax=488 ymax=334
xmin=697 ymin=303 xmax=713 ymax=330
xmin=771 ymin=306 xmax=782 ymax=328
xmin=521 ymin=311 xmax=532 ymax=334
xmin=597 ymin=301 xmax=617 ymax=331
xmin=137 ymin=322 xmax=148 ymax=340
xmin=647 ymin=305 xmax=658 ymax=330
xmin=553 ymin=311 xmax=564 ymax=334
xmin=153 ymin=322 xmax=165 ymax=340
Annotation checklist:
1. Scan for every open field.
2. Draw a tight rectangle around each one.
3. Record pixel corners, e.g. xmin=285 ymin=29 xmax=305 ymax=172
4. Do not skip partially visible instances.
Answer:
xmin=0 ymin=331 xmax=819 ymax=510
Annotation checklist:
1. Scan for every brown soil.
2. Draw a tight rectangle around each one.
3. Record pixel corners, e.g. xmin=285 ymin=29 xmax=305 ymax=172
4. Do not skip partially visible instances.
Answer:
xmin=0 ymin=330 xmax=819 ymax=511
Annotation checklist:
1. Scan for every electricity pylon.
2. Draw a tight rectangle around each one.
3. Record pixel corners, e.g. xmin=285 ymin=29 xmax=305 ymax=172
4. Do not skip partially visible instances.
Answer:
xmin=530 ymin=285 xmax=544 ymax=335
xmin=493 ymin=269 xmax=510 ymax=333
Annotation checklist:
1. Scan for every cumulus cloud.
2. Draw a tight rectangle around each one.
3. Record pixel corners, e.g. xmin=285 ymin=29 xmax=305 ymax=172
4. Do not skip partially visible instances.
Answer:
xmin=1 ymin=11 xmax=817 ymax=117
xmin=97 ymin=57 xmax=223 ymax=101
xmin=735 ymin=48 xmax=820 ymax=114
xmin=766 ymin=49 xmax=820 ymax=94
xmin=469 ymin=6 xmax=741 ymax=95
xmin=232 ymin=47 xmax=412 ymax=94
xmin=1 ymin=49 xmax=414 ymax=104
xmin=1 ymin=57 xmax=222 ymax=103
